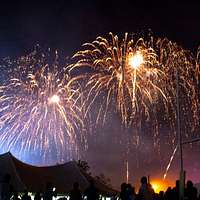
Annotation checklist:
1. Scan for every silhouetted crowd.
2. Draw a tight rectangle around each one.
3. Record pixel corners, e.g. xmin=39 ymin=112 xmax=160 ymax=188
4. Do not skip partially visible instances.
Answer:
xmin=119 ymin=176 xmax=199 ymax=200
xmin=0 ymin=174 xmax=100 ymax=200
xmin=0 ymin=173 xmax=200 ymax=200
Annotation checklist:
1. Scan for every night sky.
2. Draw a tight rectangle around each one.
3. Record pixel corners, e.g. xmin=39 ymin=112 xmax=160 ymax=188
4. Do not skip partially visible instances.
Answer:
xmin=0 ymin=0 xmax=200 ymax=58
xmin=0 ymin=0 xmax=200 ymax=190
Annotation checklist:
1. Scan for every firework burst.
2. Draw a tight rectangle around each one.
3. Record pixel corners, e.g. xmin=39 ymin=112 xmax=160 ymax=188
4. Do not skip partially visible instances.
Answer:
xmin=71 ymin=33 xmax=160 ymax=126
xmin=71 ymin=33 xmax=199 ymax=147
xmin=0 ymin=47 xmax=83 ymax=164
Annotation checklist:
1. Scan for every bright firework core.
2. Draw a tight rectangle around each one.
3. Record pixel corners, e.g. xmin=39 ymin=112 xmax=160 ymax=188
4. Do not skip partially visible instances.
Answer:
xmin=128 ymin=52 xmax=144 ymax=69
xmin=49 ymin=94 xmax=60 ymax=104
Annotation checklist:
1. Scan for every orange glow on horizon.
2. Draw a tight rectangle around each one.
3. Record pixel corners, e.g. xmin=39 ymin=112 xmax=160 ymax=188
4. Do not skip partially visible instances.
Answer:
xmin=151 ymin=179 xmax=173 ymax=193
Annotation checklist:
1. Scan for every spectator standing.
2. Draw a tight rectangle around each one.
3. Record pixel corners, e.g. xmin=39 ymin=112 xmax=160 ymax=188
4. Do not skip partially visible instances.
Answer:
xmin=0 ymin=174 xmax=13 ymax=200
xmin=21 ymin=190 xmax=31 ymax=200
xmin=138 ymin=176 xmax=154 ymax=200
xmin=84 ymin=180 xmax=99 ymax=200
xmin=43 ymin=182 xmax=56 ymax=200
xmin=69 ymin=182 xmax=82 ymax=200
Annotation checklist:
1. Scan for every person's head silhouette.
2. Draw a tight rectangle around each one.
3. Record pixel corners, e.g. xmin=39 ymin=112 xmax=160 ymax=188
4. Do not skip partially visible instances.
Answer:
xmin=121 ymin=182 xmax=127 ymax=191
xmin=141 ymin=176 xmax=147 ymax=184
xmin=175 ymin=180 xmax=179 ymax=188
xmin=186 ymin=180 xmax=193 ymax=188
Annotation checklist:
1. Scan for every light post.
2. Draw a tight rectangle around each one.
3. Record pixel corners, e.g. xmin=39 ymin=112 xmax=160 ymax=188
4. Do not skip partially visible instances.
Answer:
xmin=176 ymin=67 xmax=185 ymax=200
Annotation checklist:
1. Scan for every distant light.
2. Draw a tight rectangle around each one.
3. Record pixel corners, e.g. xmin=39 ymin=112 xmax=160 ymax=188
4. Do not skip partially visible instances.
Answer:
xmin=151 ymin=182 xmax=159 ymax=193
xmin=128 ymin=52 xmax=144 ymax=69
xmin=49 ymin=95 xmax=60 ymax=104
xmin=151 ymin=180 xmax=168 ymax=193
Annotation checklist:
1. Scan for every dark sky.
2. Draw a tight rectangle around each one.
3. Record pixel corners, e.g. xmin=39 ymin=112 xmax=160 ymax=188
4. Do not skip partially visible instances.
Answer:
xmin=0 ymin=0 xmax=200 ymax=190
xmin=0 ymin=0 xmax=199 ymax=59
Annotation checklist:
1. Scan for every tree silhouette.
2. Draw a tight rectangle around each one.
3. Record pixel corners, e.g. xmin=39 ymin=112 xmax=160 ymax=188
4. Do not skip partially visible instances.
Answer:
xmin=77 ymin=160 xmax=91 ymax=175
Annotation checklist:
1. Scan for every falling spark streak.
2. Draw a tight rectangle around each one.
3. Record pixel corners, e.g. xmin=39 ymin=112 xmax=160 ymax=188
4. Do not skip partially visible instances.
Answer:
xmin=0 ymin=48 xmax=83 ymax=164
xmin=126 ymin=159 xmax=129 ymax=183
xmin=163 ymin=145 xmax=178 ymax=180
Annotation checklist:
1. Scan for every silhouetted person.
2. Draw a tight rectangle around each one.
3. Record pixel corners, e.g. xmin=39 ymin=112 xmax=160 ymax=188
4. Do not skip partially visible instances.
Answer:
xmin=153 ymin=193 xmax=159 ymax=200
xmin=120 ymin=182 xmax=128 ymax=200
xmin=138 ymin=176 xmax=154 ymax=200
xmin=185 ymin=180 xmax=198 ymax=200
xmin=0 ymin=174 xmax=13 ymax=200
xmin=127 ymin=184 xmax=136 ymax=200
xmin=171 ymin=180 xmax=179 ymax=200
xmin=34 ymin=192 xmax=42 ymax=200
xmin=43 ymin=182 xmax=56 ymax=200
xmin=11 ymin=192 xmax=20 ymax=200
xmin=84 ymin=180 xmax=99 ymax=200
xmin=21 ymin=190 xmax=31 ymax=200
xmin=164 ymin=187 xmax=173 ymax=200
xmin=158 ymin=191 xmax=164 ymax=200
xmin=69 ymin=182 xmax=82 ymax=200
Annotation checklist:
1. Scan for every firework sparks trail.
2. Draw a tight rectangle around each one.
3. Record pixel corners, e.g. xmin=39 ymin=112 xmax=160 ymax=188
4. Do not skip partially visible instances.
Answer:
xmin=126 ymin=159 xmax=129 ymax=183
xmin=0 ymin=48 xmax=84 ymax=164
xmin=163 ymin=144 xmax=178 ymax=180
xmin=71 ymin=33 xmax=199 ymax=148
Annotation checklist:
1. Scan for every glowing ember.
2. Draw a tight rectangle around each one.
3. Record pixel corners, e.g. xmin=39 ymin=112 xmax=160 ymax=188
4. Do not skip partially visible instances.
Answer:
xmin=49 ymin=94 xmax=60 ymax=104
xmin=128 ymin=52 xmax=144 ymax=69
